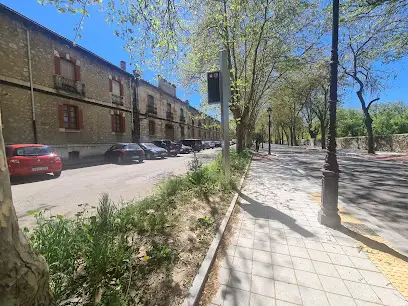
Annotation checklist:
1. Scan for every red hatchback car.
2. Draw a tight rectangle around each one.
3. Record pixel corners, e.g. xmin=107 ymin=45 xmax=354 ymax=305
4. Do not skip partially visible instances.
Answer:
xmin=6 ymin=144 xmax=62 ymax=178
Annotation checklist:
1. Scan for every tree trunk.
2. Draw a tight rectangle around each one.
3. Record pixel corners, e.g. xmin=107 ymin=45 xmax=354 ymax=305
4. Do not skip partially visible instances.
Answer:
xmin=0 ymin=111 xmax=52 ymax=306
xmin=236 ymin=121 xmax=245 ymax=153
xmin=283 ymin=129 xmax=289 ymax=146
xmin=321 ymin=124 xmax=326 ymax=149
xmin=365 ymin=114 xmax=375 ymax=154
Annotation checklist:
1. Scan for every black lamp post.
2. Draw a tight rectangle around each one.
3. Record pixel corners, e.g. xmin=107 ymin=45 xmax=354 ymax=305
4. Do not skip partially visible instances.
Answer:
xmin=318 ymin=0 xmax=341 ymax=228
xmin=267 ymin=107 xmax=272 ymax=155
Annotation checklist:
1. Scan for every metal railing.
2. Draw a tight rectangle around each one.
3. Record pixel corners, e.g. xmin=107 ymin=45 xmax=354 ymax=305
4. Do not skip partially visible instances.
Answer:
xmin=147 ymin=105 xmax=157 ymax=114
xmin=180 ymin=115 xmax=186 ymax=122
xmin=54 ymin=75 xmax=85 ymax=95
xmin=111 ymin=94 xmax=123 ymax=105
xmin=166 ymin=111 xmax=174 ymax=120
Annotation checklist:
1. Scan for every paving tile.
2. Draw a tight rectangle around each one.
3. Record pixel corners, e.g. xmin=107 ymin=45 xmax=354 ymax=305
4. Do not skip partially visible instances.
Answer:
xmin=271 ymin=253 xmax=294 ymax=268
xmin=295 ymin=270 xmax=323 ymax=290
xmin=255 ymin=224 xmax=270 ymax=234
xmin=271 ymin=235 xmax=289 ymax=245
xmin=228 ymin=270 xmax=252 ymax=291
xmin=254 ymin=231 xmax=270 ymax=241
xmin=319 ymin=275 xmax=351 ymax=296
xmin=231 ymin=257 xmax=253 ymax=273
xmin=252 ymin=261 xmax=274 ymax=279
xmin=240 ymin=229 xmax=255 ymax=239
xmin=253 ymin=249 xmax=272 ymax=264
xmin=335 ymin=236 xmax=357 ymax=247
xmin=250 ymin=293 xmax=275 ymax=306
xmin=288 ymin=246 xmax=310 ymax=259
xmin=335 ymin=265 xmax=366 ymax=283
xmin=253 ymin=239 xmax=271 ymax=251
xmin=251 ymin=274 xmax=275 ymax=297
xmin=237 ymin=237 xmax=254 ymax=248
xmin=299 ymin=286 xmax=330 ymax=306
xmin=317 ymin=234 xmax=338 ymax=244
xmin=342 ymin=246 xmax=368 ymax=259
xmin=291 ymin=257 xmax=315 ymax=273
xmin=275 ymin=281 xmax=302 ymax=304
xmin=284 ymin=230 xmax=303 ymax=239
xmin=269 ymin=227 xmax=286 ymax=237
xmin=307 ymin=249 xmax=332 ymax=263
xmin=223 ymin=286 xmax=251 ymax=306
xmin=354 ymin=300 xmax=383 ymax=306
xmin=348 ymin=257 xmax=379 ymax=272
xmin=211 ymin=284 xmax=229 ymax=305
xmin=343 ymin=280 xmax=382 ymax=303
xmin=273 ymin=265 xmax=297 ymax=284
xmin=322 ymin=242 xmax=346 ymax=254
xmin=325 ymin=292 xmax=357 ymax=306
xmin=275 ymin=299 xmax=300 ymax=306
xmin=304 ymin=240 xmax=325 ymax=251
xmin=218 ymin=267 xmax=231 ymax=285
xmin=359 ymin=270 xmax=394 ymax=288
xmin=220 ymin=255 xmax=234 ymax=269
xmin=271 ymin=243 xmax=290 ymax=255
xmin=286 ymin=237 xmax=306 ymax=247
xmin=327 ymin=253 xmax=355 ymax=268
xmin=269 ymin=221 xmax=284 ymax=229
xmin=225 ymin=245 xmax=237 ymax=257
xmin=371 ymin=285 xmax=408 ymax=306
xmin=235 ymin=246 xmax=254 ymax=260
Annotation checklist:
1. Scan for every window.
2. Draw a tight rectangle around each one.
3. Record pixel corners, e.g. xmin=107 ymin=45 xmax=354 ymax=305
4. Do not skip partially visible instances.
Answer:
xmin=181 ymin=126 xmax=185 ymax=138
xmin=13 ymin=146 xmax=54 ymax=156
xmin=63 ymin=104 xmax=78 ymax=129
xmin=149 ymin=120 xmax=155 ymax=135
xmin=148 ymin=95 xmax=154 ymax=107
xmin=112 ymin=114 xmax=125 ymax=133
xmin=167 ymin=103 xmax=172 ymax=112
xmin=180 ymin=108 xmax=184 ymax=116
xmin=198 ymin=129 xmax=201 ymax=138
xmin=112 ymin=80 xmax=120 ymax=96
xmin=60 ymin=58 xmax=75 ymax=80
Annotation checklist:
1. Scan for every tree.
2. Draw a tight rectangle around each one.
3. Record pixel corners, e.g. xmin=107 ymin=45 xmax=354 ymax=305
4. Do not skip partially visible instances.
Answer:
xmin=0 ymin=107 xmax=52 ymax=305
xmin=181 ymin=0 xmax=320 ymax=152
xmin=371 ymin=101 xmax=408 ymax=135
xmin=336 ymin=108 xmax=366 ymax=137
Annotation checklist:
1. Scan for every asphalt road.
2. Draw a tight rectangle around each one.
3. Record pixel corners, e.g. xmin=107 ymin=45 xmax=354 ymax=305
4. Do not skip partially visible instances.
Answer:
xmin=265 ymin=145 xmax=408 ymax=241
xmin=12 ymin=148 xmax=221 ymax=228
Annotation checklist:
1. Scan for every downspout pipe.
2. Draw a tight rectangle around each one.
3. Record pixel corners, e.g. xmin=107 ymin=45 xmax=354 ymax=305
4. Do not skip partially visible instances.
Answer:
xmin=26 ymin=28 xmax=37 ymax=143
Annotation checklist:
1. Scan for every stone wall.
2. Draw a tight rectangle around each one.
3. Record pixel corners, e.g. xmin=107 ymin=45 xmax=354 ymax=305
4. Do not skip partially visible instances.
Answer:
xmin=337 ymin=134 xmax=408 ymax=153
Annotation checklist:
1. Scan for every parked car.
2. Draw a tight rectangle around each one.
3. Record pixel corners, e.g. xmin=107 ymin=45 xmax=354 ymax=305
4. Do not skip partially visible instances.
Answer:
xmin=180 ymin=139 xmax=202 ymax=152
xmin=214 ymin=141 xmax=222 ymax=148
xmin=6 ymin=144 xmax=62 ymax=178
xmin=139 ymin=143 xmax=167 ymax=159
xmin=202 ymin=141 xmax=211 ymax=149
xmin=104 ymin=143 xmax=145 ymax=164
xmin=152 ymin=140 xmax=179 ymax=156
xmin=208 ymin=141 xmax=215 ymax=149
xmin=179 ymin=144 xmax=193 ymax=154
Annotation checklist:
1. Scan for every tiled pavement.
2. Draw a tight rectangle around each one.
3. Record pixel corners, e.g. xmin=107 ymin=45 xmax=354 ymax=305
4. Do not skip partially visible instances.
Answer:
xmin=207 ymin=154 xmax=408 ymax=306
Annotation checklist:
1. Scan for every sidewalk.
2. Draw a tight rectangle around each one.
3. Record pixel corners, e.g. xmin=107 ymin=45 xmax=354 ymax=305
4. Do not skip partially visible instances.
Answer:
xmin=205 ymin=153 xmax=408 ymax=306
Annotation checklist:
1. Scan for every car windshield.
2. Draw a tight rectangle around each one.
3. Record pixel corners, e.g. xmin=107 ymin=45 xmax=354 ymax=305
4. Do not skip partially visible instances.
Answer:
xmin=125 ymin=144 xmax=141 ymax=150
xmin=141 ymin=143 xmax=158 ymax=149
xmin=13 ymin=146 xmax=54 ymax=156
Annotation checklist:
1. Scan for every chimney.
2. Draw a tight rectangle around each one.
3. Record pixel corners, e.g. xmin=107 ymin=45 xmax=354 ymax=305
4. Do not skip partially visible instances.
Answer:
xmin=120 ymin=61 xmax=126 ymax=71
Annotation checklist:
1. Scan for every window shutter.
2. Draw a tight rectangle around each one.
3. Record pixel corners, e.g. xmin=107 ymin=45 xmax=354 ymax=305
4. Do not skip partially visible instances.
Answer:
xmin=58 ymin=104 xmax=64 ymax=128
xmin=111 ymin=115 xmax=115 ymax=132
xmin=121 ymin=116 xmax=126 ymax=133
xmin=119 ymin=81 xmax=124 ymax=97
xmin=75 ymin=65 xmax=81 ymax=82
xmin=77 ymin=107 xmax=84 ymax=129
xmin=109 ymin=79 xmax=112 ymax=92
xmin=54 ymin=56 xmax=61 ymax=75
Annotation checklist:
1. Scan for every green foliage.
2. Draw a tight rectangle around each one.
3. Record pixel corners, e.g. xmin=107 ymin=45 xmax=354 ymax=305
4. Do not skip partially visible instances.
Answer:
xmin=336 ymin=108 xmax=366 ymax=137
xmin=197 ymin=216 xmax=214 ymax=228
xmin=28 ymin=151 xmax=251 ymax=305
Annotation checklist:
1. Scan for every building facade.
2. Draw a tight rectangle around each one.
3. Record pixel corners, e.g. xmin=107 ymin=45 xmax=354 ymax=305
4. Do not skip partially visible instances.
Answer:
xmin=0 ymin=4 xmax=220 ymax=163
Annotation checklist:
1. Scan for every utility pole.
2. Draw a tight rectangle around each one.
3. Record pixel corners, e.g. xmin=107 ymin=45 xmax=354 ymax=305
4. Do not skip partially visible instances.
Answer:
xmin=318 ymin=0 xmax=341 ymax=228
xmin=220 ymin=50 xmax=230 ymax=179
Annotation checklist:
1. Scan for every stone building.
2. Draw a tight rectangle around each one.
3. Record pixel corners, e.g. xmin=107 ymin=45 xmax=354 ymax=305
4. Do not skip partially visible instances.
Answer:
xmin=0 ymin=4 xmax=220 ymax=163
xmin=136 ymin=77 xmax=221 ymax=143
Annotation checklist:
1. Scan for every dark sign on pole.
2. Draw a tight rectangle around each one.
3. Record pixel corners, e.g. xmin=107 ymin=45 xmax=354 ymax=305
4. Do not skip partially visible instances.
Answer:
xmin=207 ymin=71 xmax=221 ymax=104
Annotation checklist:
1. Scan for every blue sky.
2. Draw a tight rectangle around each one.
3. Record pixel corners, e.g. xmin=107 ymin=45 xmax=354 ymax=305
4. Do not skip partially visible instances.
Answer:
xmin=1 ymin=0 xmax=407 ymax=110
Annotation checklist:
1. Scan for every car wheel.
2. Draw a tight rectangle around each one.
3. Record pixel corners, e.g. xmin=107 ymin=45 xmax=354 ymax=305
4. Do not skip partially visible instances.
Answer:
xmin=139 ymin=157 xmax=144 ymax=163
xmin=117 ymin=155 xmax=123 ymax=164
xmin=53 ymin=171 xmax=61 ymax=178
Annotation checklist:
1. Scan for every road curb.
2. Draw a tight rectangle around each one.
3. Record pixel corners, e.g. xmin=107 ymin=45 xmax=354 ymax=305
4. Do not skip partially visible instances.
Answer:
xmin=182 ymin=157 xmax=252 ymax=306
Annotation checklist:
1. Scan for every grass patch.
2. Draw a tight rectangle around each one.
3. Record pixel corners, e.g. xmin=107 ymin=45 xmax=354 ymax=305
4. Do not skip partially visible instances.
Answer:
xmin=27 ymin=149 xmax=251 ymax=306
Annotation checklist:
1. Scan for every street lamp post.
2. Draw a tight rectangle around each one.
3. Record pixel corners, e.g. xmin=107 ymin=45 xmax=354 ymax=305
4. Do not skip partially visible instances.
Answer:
xmin=318 ymin=0 xmax=341 ymax=228
xmin=267 ymin=107 xmax=272 ymax=155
